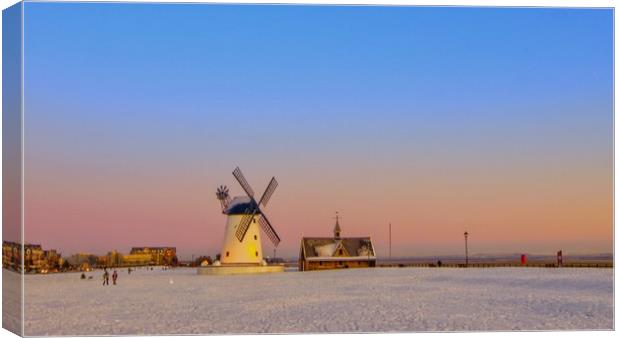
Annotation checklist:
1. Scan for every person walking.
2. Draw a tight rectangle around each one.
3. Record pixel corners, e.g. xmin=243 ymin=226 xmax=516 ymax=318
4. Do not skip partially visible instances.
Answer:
xmin=112 ymin=270 xmax=118 ymax=285
xmin=102 ymin=269 xmax=109 ymax=286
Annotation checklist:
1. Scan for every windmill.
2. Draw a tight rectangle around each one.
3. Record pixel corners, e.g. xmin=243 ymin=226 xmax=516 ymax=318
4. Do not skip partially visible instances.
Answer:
xmin=214 ymin=167 xmax=281 ymax=265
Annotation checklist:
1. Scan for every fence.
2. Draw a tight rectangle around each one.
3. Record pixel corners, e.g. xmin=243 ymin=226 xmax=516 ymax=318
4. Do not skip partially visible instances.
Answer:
xmin=378 ymin=261 xmax=613 ymax=268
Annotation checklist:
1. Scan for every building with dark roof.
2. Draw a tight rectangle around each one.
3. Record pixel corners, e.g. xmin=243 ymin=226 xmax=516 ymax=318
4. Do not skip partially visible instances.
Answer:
xmin=298 ymin=217 xmax=376 ymax=271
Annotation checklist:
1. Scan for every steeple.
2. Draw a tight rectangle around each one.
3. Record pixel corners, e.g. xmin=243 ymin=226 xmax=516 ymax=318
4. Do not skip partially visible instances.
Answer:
xmin=333 ymin=212 xmax=341 ymax=239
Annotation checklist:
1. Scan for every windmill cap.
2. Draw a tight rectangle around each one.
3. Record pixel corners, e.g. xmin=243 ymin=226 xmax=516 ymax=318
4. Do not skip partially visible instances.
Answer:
xmin=225 ymin=196 xmax=258 ymax=215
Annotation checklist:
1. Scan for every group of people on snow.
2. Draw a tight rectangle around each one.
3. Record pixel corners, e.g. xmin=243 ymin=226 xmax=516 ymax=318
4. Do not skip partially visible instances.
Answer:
xmin=80 ymin=268 xmax=120 ymax=285
xmin=101 ymin=268 xmax=118 ymax=285
xmin=80 ymin=266 xmax=167 ymax=284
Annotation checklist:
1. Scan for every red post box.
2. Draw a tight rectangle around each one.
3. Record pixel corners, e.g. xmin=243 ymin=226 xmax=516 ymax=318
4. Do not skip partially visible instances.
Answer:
xmin=520 ymin=254 xmax=527 ymax=266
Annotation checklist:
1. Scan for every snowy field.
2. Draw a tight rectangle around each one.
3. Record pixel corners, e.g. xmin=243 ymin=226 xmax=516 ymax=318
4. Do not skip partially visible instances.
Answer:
xmin=8 ymin=267 xmax=614 ymax=335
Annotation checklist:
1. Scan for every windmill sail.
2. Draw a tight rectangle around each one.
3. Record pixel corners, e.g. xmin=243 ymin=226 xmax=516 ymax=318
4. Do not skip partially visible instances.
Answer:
xmin=235 ymin=208 xmax=256 ymax=242
xmin=233 ymin=167 xmax=254 ymax=198
xmin=258 ymin=214 xmax=281 ymax=247
xmin=259 ymin=177 xmax=278 ymax=207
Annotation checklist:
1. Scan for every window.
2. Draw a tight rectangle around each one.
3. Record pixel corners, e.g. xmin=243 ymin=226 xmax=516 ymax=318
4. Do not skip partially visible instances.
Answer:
xmin=254 ymin=235 xmax=257 ymax=240
xmin=226 ymin=252 xmax=230 ymax=257
xmin=255 ymin=251 xmax=259 ymax=257
xmin=338 ymin=249 xmax=343 ymax=255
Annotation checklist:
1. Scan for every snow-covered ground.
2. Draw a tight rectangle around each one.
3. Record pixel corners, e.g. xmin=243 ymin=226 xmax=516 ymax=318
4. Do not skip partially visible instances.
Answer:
xmin=3 ymin=270 xmax=21 ymax=335
xmin=9 ymin=267 xmax=613 ymax=335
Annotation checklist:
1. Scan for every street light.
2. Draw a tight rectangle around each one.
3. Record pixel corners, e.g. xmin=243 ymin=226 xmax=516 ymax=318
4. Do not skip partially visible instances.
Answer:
xmin=464 ymin=231 xmax=469 ymax=267
xmin=389 ymin=222 xmax=392 ymax=260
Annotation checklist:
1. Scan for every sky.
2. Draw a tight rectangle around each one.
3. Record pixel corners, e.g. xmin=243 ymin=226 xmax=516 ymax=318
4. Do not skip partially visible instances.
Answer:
xmin=20 ymin=3 xmax=612 ymax=259
xmin=3 ymin=3 xmax=22 ymax=248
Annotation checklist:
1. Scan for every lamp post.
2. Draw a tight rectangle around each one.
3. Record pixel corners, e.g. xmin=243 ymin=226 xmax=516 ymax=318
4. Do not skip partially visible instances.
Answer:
xmin=389 ymin=222 xmax=392 ymax=260
xmin=464 ymin=231 xmax=469 ymax=267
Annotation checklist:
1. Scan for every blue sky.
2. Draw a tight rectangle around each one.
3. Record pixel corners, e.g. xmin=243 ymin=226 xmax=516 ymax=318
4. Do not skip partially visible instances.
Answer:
xmin=21 ymin=3 xmax=613 ymax=258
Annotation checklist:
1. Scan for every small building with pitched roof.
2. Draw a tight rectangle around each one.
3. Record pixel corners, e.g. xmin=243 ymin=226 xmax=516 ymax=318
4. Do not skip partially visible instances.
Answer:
xmin=298 ymin=216 xmax=376 ymax=271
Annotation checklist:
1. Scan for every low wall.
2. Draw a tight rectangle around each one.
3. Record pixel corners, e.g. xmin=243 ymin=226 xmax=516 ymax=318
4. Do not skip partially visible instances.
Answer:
xmin=197 ymin=265 xmax=285 ymax=275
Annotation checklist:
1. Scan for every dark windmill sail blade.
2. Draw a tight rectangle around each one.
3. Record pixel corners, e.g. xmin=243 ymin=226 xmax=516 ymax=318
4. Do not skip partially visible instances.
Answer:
xmin=235 ymin=210 xmax=255 ymax=242
xmin=233 ymin=167 xmax=254 ymax=198
xmin=258 ymin=214 xmax=281 ymax=247
xmin=258 ymin=177 xmax=278 ymax=207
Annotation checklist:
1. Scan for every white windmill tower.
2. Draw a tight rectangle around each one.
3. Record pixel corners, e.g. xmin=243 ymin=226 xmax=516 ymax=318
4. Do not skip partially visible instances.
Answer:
xmin=199 ymin=167 xmax=284 ymax=275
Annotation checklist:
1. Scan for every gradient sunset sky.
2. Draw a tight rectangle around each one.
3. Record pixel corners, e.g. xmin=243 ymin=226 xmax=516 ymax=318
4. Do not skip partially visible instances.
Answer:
xmin=21 ymin=3 xmax=612 ymax=259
